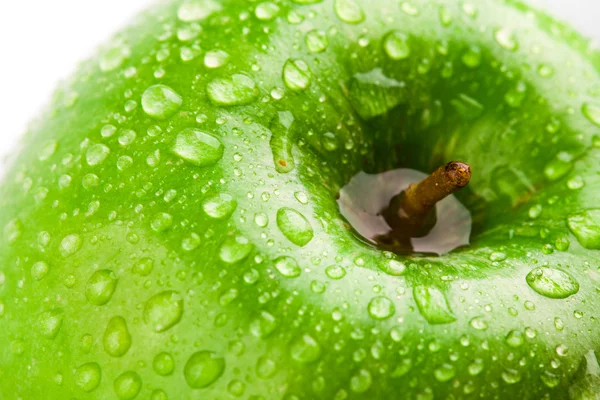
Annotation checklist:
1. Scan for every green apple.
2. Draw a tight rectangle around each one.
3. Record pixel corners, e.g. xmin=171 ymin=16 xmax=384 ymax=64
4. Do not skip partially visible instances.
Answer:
xmin=2 ymin=0 xmax=600 ymax=398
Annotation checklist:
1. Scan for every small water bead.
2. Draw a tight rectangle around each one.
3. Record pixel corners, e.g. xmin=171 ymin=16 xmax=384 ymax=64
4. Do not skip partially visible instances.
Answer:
xmin=538 ymin=64 xmax=554 ymax=78
xmin=294 ymin=191 xmax=308 ymax=204
xmin=528 ymin=204 xmax=542 ymax=219
xmin=269 ymin=111 xmax=296 ymax=173
xmin=541 ymin=371 xmax=560 ymax=388
xmin=526 ymin=267 xmax=579 ymax=299
xmin=305 ymin=30 xmax=328 ymax=53
xmin=505 ymin=330 xmax=524 ymax=348
xmin=505 ymin=81 xmax=527 ymax=108
xmin=325 ymin=265 xmax=346 ymax=280
xmin=468 ymin=359 xmax=484 ymax=376
xmin=434 ymin=364 xmax=455 ymax=382
xmin=462 ymin=45 xmax=481 ymax=68
xmin=368 ymin=296 xmax=395 ymax=320
xmin=99 ymin=45 xmax=129 ymax=72
xmin=451 ymin=93 xmax=484 ymax=120
xmin=171 ymin=128 xmax=224 ymax=168
xmin=494 ymin=28 xmax=519 ymax=51
xmin=153 ymin=352 xmax=175 ymax=376
xmin=86 ymin=144 xmax=110 ymax=166
xmin=254 ymin=213 xmax=269 ymax=227
xmin=250 ymin=311 xmax=278 ymax=338
xmin=582 ymin=102 xmax=600 ymax=127
xmin=118 ymin=130 xmax=136 ymax=146
xmin=274 ymin=256 xmax=302 ymax=278
xmin=383 ymin=31 xmax=410 ymax=60
xmin=75 ymin=363 xmax=102 ymax=392
xmin=282 ymin=59 xmax=312 ymax=91
xmin=228 ymin=379 xmax=246 ymax=396
xmin=178 ymin=0 xmax=222 ymax=21
xmin=321 ymin=132 xmax=338 ymax=151
xmin=567 ymin=175 xmax=585 ymax=190
xmin=413 ymin=286 xmax=456 ymax=324
xmin=177 ymin=23 xmax=201 ymax=42
xmin=206 ymin=74 xmax=259 ymax=106
xmin=555 ymin=237 xmax=570 ymax=251
xmin=86 ymin=269 xmax=118 ymax=305
xmin=39 ymin=140 xmax=58 ymax=161
xmin=469 ymin=316 xmax=488 ymax=331
xmin=334 ymin=0 xmax=365 ymax=24
xmin=202 ymin=193 xmax=237 ymax=219
xmin=204 ymin=50 xmax=230 ymax=68
xmin=219 ymin=235 xmax=254 ymax=263
xmin=4 ymin=219 xmax=22 ymax=244
xmin=31 ymin=261 xmax=49 ymax=281
xmin=290 ymin=334 xmax=322 ymax=363
xmin=114 ymin=371 xmax=142 ymax=400
xmin=143 ymin=291 xmax=184 ymax=332
xmin=60 ymin=234 xmax=82 ymax=257
xmin=544 ymin=152 xmax=573 ymax=181
xmin=276 ymin=207 xmax=313 ymax=246
xmin=103 ymin=316 xmax=132 ymax=357
xmin=379 ymin=259 xmax=406 ymax=276
xmin=133 ymin=257 xmax=154 ymax=276
xmin=184 ymin=351 xmax=225 ymax=388
xmin=82 ymin=173 xmax=100 ymax=189
xmin=117 ymin=155 xmax=133 ymax=171
xmin=39 ymin=310 xmax=63 ymax=339
xmin=255 ymin=2 xmax=279 ymax=20
xmin=256 ymin=356 xmax=277 ymax=379
xmin=142 ymin=85 xmax=182 ymax=120
xmin=350 ymin=369 xmax=372 ymax=393
xmin=151 ymin=390 xmax=168 ymax=400
xmin=568 ymin=210 xmax=600 ymax=250
xmin=151 ymin=213 xmax=173 ymax=232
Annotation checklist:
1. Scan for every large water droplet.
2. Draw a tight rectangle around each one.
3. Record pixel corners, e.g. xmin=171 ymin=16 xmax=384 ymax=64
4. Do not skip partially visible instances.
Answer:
xmin=103 ymin=316 xmax=132 ymax=357
xmin=204 ymin=50 xmax=229 ymax=68
xmin=31 ymin=261 xmax=50 ymax=281
xmin=526 ymin=267 xmax=579 ymax=299
xmin=269 ymin=111 xmax=296 ymax=173
xmin=75 ymin=363 xmax=102 ymax=392
xmin=568 ymin=210 xmax=600 ymax=250
xmin=274 ymin=256 xmax=302 ymax=278
xmin=469 ymin=316 xmax=488 ymax=331
xmin=86 ymin=269 xmax=118 ymax=305
xmin=282 ymin=59 xmax=312 ymax=91
xmin=305 ymin=30 xmax=328 ymax=53
xmin=153 ymin=352 xmax=175 ymax=376
xmin=114 ymin=371 xmax=141 ymax=400
xmin=276 ymin=207 xmax=313 ymax=246
xmin=290 ymin=334 xmax=322 ymax=363
xmin=505 ymin=330 xmax=524 ymax=348
xmin=206 ymin=74 xmax=259 ymax=106
xmin=219 ymin=235 xmax=254 ymax=263
xmin=39 ymin=309 xmax=63 ymax=339
xmin=350 ymin=369 xmax=372 ymax=393
xmin=60 ymin=234 xmax=82 ymax=257
xmin=184 ymin=351 xmax=225 ymax=388
xmin=86 ymin=144 xmax=110 ymax=166
xmin=334 ymin=0 xmax=365 ymax=24
xmin=171 ymin=128 xmax=224 ymax=167
xmin=255 ymin=2 xmax=280 ymax=20
xmin=250 ymin=311 xmax=278 ymax=338
xmin=383 ymin=31 xmax=410 ymax=60
xmin=413 ymin=286 xmax=456 ymax=324
xmin=368 ymin=296 xmax=395 ymax=320
xmin=142 ymin=85 xmax=182 ymax=120
xmin=143 ymin=291 xmax=184 ymax=332
xmin=544 ymin=152 xmax=573 ymax=181
xmin=202 ymin=193 xmax=237 ymax=219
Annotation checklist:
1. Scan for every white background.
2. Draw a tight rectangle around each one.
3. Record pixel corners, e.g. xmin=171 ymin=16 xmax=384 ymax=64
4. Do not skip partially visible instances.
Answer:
xmin=0 ymin=0 xmax=596 ymax=169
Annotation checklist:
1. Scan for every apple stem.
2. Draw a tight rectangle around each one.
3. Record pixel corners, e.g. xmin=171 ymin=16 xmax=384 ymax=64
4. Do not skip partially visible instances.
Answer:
xmin=379 ymin=161 xmax=471 ymax=250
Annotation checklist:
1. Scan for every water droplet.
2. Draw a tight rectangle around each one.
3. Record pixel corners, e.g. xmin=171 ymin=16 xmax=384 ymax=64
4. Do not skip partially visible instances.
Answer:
xmin=282 ymin=59 xmax=312 ymax=91
xmin=256 ymin=356 xmax=277 ymax=378
xmin=255 ymin=2 xmax=279 ymax=20
xmin=114 ymin=371 xmax=142 ymax=400
xmin=274 ymin=256 xmax=302 ymax=278
xmin=568 ymin=210 xmax=600 ymax=249
xmin=143 ymin=291 xmax=184 ymax=332
xmin=334 ymin=0 xmax=364 ymax=24
xmin=204 ymin=50 xmax=229 ymax=68
xmin=434 ymin=364 xmax=455 ymax=382
xmin=4 ymin=219 xmax=22 ymax=244
xmin=151 ymin=212 xmax=173 ymax=232
xmin=350 ymin=369 xmax=372 ymax=393
xmin=142 ymin=85 xmax=182 ymax=120
xmin=254 ymin=213 xmax=269 ymax=227
xmin=178 ymin=0 xmax=222 ymax=21
xmin=461 ymin=45 xmax=481 ymax=68
xmin=103 ymin=316 xmax=132 ymax=357
xmin=544 ymin=152 xmax=573 ymax=181
xmin=269 ymin=111 xmax=296 ymax=173
xmin=219 ymin=235 xmax=254 ymax=263
xmin=31 ymin=261 xmax=49 ymax=281
xmin=469 ymin=316 xmax=488 ymax=331
xmin=494 ymin=28 xmax=518 ymax=51
xmin=501 ymin=368 xmax=521 ymax=384
xmin=86 ymin=144 xmax=110 ymax=166
xmin=206 ymin=74 xmax=259 ymax=106
xmin=171 ymin=128 xmax=224 ymax=168
xmin=153 ymin=352 xmax=175 ymax=376
xmin=325 ymin=265 xmax=346 ymax=280
xmin=468 ymin=359 xmax=484 ymax=376
xmin=541 ymin=371 xmax=560 ymax=388
xmin=100 ymin=46 xmax=129 ymax=72
xmin=276 ymin=207 xmax=313 ymax=246
xmin=184 ymin=351 xmax=225 ymax=388
xmin=151 ymin=390 xmax=168 ymax=400
xmin=133 ymin=257 xmax=154 ymax=276
xmin=383 ymin=31 xmax=410 ymax=60
xmin=413 ymin=286 xmax=456 ymax=324
xmin=538 ymin=64 xmax=554 ymax=78
xmin=305 ymin=30 xmax=328 ymax=53
xmin=39 ymin=309 xmax=63 ymax=339
xmin=39 ymin=140 xmax=58 ymax=161
xmin=555 ymin=237 xmax=570 ymax=251
xmin=505 ymin=330 xmax=524 ymax=348
xmin=567 ymin=175 xmax=585 ymax=190
xmin=505 ymin=81 xmax=527 ymax=108
xmin=290 ymin=334 xmax=322 ymax=363
xmin=379 ymin=259 xmax=406 ymax=276
xmin=250 ymin=311 xmax=278 ymax=338
xmin=451 ymin=93 xmax=484 ymax=120
xmin=82 ymin=173 xmax=100 ymax=189
xmin=202 ymin=193 xmax=237 ymax=219
xmin=86 ymin=269 xmax=118 ymax=305
xmin=60 ymin=234 xmax=82 ymax=257
xmin=526 ymin=267 xmax=579 ymax=299
xmin=75 ymin=363 xmax=102 ymax=392
xmin=583 ymin=102 xmax=600 ymax=127
xmin=367 ymin=296 xmax=395 ymax=320
xmin=294 ymin=191 xmax=308 ymax=204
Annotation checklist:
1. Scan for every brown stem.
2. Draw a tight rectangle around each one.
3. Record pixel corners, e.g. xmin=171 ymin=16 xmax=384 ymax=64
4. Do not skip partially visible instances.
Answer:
xmin=379 ymin=161 xmax=471 ymax=250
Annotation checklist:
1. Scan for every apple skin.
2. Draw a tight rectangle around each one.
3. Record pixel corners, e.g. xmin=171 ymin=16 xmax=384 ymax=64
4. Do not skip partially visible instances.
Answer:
xmin=2 ymin=0 xmax=600 ymax=399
